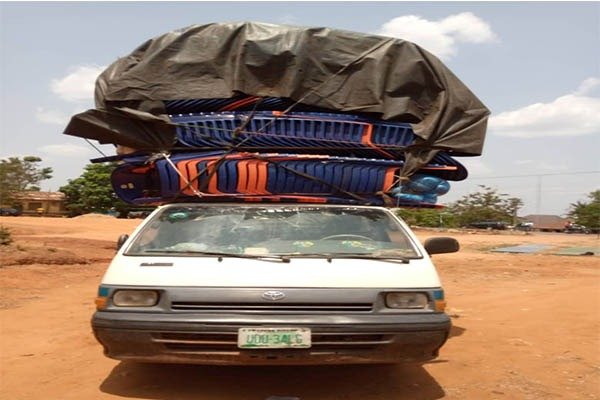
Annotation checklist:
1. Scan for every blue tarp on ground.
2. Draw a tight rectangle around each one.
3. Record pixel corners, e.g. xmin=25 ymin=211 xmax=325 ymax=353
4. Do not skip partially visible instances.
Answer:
xmin=552 ymin=247 xmax=599 ymax=256
xmin=491 ymin=244 xmax=552 ymax=254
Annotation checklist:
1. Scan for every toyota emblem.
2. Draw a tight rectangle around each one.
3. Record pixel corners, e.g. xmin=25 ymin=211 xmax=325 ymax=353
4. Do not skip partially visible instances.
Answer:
xmin=261 ymin=290 xmax=286 ymax=301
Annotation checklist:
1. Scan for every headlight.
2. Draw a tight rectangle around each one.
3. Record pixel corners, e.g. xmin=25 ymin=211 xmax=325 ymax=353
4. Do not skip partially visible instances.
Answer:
xmin=112 ymin=290 xmax=159 ymax=307
xmin=385 ymin=292 xmax=429 ymax=309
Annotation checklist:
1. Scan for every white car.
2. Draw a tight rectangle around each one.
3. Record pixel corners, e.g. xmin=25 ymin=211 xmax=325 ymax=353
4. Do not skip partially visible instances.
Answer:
xmin=92 ymin=203 xmax=458 ymax=365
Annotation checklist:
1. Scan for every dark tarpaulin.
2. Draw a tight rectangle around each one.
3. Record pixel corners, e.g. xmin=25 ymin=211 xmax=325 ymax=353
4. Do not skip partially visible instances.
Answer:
xmin=64 ymin=22 xmax=489 ymax=176
xmin=65 ymin=107 xmax=176 ymax=150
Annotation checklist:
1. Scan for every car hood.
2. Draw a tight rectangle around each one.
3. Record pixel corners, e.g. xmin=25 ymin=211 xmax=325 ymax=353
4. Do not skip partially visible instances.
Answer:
xmin=101 ymin=254 xmax=442 ymax=288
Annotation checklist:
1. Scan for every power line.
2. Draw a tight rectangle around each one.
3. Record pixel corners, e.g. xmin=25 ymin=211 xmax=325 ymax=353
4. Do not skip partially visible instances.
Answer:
xmin=467 ymin=171 xmax=600 ymax=180
xmin=461 ymin=170 xmax=598 ymax=214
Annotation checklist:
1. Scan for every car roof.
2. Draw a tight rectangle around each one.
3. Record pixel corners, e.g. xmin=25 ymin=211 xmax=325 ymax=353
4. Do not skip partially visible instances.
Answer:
xmin=157 ymin=203 xmax=391 ymax=211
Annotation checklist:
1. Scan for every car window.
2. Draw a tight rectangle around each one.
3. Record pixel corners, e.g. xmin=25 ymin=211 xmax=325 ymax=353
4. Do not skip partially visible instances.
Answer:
xmin=126 ymin=205 xmax=420 ymax=258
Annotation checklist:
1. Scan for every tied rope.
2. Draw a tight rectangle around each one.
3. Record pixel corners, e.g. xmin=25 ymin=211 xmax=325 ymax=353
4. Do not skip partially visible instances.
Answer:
xmin=158 ymin=152 xmax=204 ymax=199
xmin=160 ymin=37 xmax=397 ymax=203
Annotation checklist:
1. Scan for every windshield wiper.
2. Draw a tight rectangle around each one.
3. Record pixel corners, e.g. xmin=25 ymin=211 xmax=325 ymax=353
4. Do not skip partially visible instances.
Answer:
xmin=273 ymin=252 xmax=418 ymax=263
xmin=141 ymin=250 xmax=290 ymax=263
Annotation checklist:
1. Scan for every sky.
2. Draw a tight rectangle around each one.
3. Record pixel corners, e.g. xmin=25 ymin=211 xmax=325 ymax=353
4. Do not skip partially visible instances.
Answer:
xmin=0 ymin=1 xmax=598 ymax=216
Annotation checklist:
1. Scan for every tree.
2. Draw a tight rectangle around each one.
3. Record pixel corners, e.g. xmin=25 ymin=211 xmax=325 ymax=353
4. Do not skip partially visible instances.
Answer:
xmin=505 ymin=196 xmax=525 ymax=226
xmin=0 ymin=156 xmax=53 ymax=205
xmin=395 ymin=208 xmax=458 ymax=228
xmin=59 ymin=163 xmax=131 ymax=217
xmin=568 ymin=190 xmax=600 ymax=231
xmin=448 ymin=185 xmax=524 ymax=226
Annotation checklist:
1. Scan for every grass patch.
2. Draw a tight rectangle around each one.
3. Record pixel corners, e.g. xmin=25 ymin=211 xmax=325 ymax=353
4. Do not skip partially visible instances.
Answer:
xmin=476 ymin=243 xmax=518 ymax=252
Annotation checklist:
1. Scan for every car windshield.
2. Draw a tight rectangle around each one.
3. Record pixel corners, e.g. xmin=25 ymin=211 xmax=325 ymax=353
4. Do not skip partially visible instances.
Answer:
xmin=125 ymin=205 xmax=420 ymax=259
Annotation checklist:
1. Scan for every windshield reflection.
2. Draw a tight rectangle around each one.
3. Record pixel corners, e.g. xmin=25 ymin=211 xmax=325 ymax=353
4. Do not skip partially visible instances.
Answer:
xmin=126 ymin=205 xmax=420 ymax=258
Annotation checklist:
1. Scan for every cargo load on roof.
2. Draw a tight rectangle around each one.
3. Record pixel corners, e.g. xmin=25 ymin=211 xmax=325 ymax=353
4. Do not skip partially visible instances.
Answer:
xmin=63 ymin=22 xmax=489 ymax=207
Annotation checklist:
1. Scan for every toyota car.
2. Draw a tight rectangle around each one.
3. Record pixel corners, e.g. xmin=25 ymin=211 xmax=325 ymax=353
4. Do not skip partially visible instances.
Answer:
xmin=92 ymin=203 xmax=458 ymax=365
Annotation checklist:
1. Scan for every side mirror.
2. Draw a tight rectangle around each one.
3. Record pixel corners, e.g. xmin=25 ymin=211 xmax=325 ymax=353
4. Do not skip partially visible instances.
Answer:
xmin=424 ymin=237 xmax=459 ymax=255
xmin=116 ymin=234 xmax=129 ymax=251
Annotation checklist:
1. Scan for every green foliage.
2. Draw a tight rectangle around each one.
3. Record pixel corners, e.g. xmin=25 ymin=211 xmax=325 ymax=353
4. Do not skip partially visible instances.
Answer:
xmin=0 ymin=226 xmax=12 ymax=245
xmin=395 ymin=208 xmax=458 ymax=228
xmin=448 ymin=185 xmax=524 ymax=226
xmin=0 ymin=156 xmax=53 ymax=205
xmin=568 ymin=190 xmax=600 ymax=230
xmin=59 ymin=163 xmax=130 ymax=217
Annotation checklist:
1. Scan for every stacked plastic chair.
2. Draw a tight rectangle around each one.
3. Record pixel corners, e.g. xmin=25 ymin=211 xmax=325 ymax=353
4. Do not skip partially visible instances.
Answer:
xmin=109 ymin=95 xmax=467 ymax=208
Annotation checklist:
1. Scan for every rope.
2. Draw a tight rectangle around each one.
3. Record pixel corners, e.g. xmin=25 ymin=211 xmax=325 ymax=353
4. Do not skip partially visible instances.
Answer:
xmin=209 ymin=37 xmax=395 ymax=151
xmin=167 ymin=98 xmax=267 ymax=199
xmin=279 ymin=38 xmax=394 ymax=115
xmin=150 ymin=37 xmax=397 ymax=203
xmin=194 ymin=98 xmax=267 ymax=193
xmin=85 ymin=139 xmax=108 ymax=158
xmin=171 ymin=119 xmax=413 ymax=150
xmin=248 ymin=154 xmax=370 ymax=203
xmin=158 ymin=152 xmax=204 ymax=199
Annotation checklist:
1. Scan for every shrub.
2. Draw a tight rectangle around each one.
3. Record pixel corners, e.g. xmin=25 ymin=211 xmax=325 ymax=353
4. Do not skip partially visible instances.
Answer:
xmin=0 ymin=226 xmax=12 ymax=245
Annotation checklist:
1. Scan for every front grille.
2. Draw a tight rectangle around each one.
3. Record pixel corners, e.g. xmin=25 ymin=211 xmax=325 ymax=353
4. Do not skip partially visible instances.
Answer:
xmin=152 ymin=331 xmax=393 ymax=353
xmin=170 ymin=302 xmax=373 ymax=313
xmin=153 ymin=332 xmax=238 ymax=352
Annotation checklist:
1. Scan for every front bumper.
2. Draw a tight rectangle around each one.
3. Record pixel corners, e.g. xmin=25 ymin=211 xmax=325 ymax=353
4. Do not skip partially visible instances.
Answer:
xmin=92 ymin=312 xmax=451 ymax=365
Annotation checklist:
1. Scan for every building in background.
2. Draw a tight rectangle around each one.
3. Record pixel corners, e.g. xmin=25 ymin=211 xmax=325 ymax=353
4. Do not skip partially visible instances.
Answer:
xmin=522 ymin=214 xmax=568 ymax=232
xmin=12 ymin=191 xmax=67 ymax=216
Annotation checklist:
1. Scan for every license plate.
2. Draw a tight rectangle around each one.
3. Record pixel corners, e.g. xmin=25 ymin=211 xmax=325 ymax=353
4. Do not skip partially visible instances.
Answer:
xmin=238 ymin=327 xmax=311 ymax=349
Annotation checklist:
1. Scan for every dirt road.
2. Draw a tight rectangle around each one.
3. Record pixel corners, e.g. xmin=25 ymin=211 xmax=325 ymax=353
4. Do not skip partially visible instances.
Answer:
xmin=1 ymin=216 xmax=598 ymax=399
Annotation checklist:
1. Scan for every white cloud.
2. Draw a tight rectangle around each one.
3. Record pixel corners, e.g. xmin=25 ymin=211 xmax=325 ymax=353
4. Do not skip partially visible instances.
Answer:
xmin=377 ymin=12 xmax=497 ymax=60
xmin=278 ymin=14 xmax=298 ymax=25
xmin=51 ymin=65 xmax=105 ymax=102
xmin=459 ymin=157 xmax=494 ymax=177
xmin=35 ymin=107 xmax=70 ymax=125
xmin=514 ymin=160 xmax=534 ymax=166
xmin=512 ymin=160 xmax=569 ymax=172
xmin=525 ymin=161 xmax=568 ymax=172
xmin=35 ymin=105 xmax=88 ymax=125
xmin=38 ymin=143 xmax=94 ymax=158
xmin=490 ymin=78 xmax=600 ymax=138
xmin=574 ymin=77 xmax=600 ymax=96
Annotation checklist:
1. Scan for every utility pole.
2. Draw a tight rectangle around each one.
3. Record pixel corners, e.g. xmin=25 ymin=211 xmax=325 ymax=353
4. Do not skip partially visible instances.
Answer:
xmin=536 ymin=175 xmax=542 ymax=214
